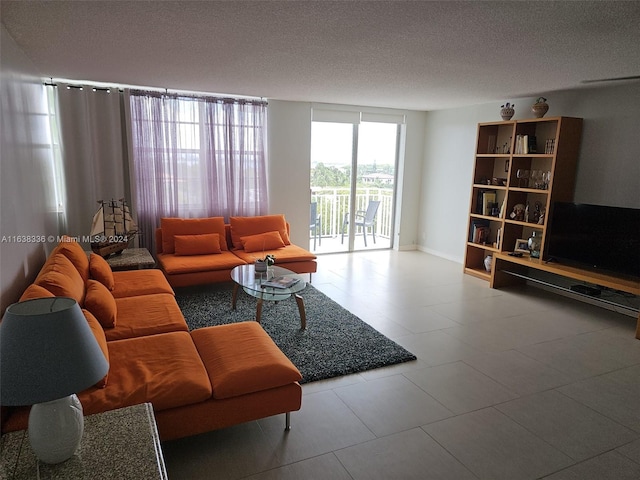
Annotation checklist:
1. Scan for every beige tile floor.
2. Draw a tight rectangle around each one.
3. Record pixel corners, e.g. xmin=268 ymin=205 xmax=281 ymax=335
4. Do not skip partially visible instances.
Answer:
xmin=162 ymin=250 xmax=640 ymax=480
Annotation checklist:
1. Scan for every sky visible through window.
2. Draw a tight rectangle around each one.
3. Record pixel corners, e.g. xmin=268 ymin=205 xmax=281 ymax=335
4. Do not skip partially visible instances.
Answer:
xmin=311 ymin=122 xmax=397 ymax=170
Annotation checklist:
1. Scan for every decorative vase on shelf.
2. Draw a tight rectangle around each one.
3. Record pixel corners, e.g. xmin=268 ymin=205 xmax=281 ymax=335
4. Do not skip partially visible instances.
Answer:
xmin=484 ymin=255 xmax=493 ymax=272
xmin=500 ymin=102 xmax=515 ymax=121
xmin=531 ymin=97 xmax=549 ymax=118
xmin=528 ymin=231 xmax=541 ymax=258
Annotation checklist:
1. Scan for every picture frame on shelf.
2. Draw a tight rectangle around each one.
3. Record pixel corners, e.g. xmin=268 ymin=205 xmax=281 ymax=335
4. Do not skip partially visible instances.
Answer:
xmin=514 ymin=239 xmax=530 ymax=254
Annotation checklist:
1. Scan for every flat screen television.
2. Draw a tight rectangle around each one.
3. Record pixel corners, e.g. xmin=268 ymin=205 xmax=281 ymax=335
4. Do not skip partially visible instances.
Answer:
xmin=546 ymin=202 xmax=640 ymax=279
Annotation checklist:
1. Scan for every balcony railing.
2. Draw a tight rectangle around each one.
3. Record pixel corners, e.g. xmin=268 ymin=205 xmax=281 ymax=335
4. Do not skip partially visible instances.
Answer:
xmin=311 ymin=187 xmax=394 ymax=242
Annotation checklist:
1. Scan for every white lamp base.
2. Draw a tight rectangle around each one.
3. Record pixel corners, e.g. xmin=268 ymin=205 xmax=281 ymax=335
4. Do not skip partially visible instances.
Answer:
xmin=28 ymin=394 xmax=84 ymax=464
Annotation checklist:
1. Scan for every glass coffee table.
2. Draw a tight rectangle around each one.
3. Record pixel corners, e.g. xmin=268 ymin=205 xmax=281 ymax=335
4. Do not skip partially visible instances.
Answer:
xmin=230 ymin=264 xmax=308 ymax=329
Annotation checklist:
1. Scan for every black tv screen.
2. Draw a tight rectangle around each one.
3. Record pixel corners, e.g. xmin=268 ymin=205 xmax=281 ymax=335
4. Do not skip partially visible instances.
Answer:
xmin=546 ymin=202 xmax=640 ymax=278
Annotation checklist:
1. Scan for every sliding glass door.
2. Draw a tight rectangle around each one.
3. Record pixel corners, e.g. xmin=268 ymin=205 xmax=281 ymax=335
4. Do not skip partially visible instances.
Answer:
xmin=353 ymin=121 xmax=397 ymax=251
xmin=310 ymin=111 xmax=400 ymax=253
xmin=310 ymin=121 xmax=353 ymax=253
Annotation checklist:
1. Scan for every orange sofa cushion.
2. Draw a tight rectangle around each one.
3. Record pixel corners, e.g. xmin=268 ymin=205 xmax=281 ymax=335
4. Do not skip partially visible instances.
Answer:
xmin=155 ymin=383 xmax=302 ymax=441
xmin=78 ymin=331 xmax=212 ymax=415
xmin=111 ymin=269 xmax=175 ymax=298
xmin=89 ymin=253 xmax=115 ymax=290
xmin=157 ymin=251 xmax=246 ymax=276
xmin=161 ymin=217 xmax=228 ymax=253
xmin=19 ymin=284 xmax=55 ymax=301
xmin=84 ymin=279 xmax=117 ymax=328
xmin=174 ymin=233 xmax=222 ymax=256
xmin=191 ymin=322 xmax=302 ymax=400
xmin=53 ymin=236 xmax=90 ymax=283
xmin=229 ymin=215 xmax=291 ymax=250
xmin=35 ymin=253 xmax=85 ymax=304
xmin=240 ymin=231 xmax=286 ymax=253
xmin=232 ymin=244 xmax=316 ymax=265
xmin=82 ymin=309 xmax=109 ymax=388
xmin=106 ymin=293 xmax=188 ymax=341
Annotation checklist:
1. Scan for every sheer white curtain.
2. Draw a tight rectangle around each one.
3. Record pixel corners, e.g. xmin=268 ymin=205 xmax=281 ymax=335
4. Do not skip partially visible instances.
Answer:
xmin=126 ymin=90 xmax=268 ymax=253
xmin=52 ymin=83 xmax=126 ymax=240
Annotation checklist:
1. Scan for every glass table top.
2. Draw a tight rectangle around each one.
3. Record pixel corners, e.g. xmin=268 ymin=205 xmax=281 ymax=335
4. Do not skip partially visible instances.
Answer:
xmin=230 ymin=264 xmax=307 ymax=301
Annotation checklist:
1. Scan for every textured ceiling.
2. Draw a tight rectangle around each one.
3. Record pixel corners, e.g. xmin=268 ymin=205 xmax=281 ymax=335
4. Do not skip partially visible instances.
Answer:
xmin=2 ymin=1 xmax=640 ymax=110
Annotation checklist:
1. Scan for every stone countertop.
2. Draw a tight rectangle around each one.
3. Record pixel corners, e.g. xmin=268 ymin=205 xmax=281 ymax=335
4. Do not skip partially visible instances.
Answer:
xmin=1 ymin=403 xmax=167 ymax=480
xmin=86 ymin=248 xmax=156 ymax=271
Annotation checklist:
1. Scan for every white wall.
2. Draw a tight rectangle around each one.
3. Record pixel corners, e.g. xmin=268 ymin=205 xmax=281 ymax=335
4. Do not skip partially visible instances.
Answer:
xmin=267 ymin=100 xmax=313 ymax=247
xmin=267 ymin=101 xmax=427 ymax=250
xmin=420 ymin=83 xmax=640 ymax=263
xmin=0 ymin=25 xmax=59 ymax=311
xmin=395 ymin=110 xmax=426 ymax=249
xmin=547 ymin=85 xmax=640 ymax=207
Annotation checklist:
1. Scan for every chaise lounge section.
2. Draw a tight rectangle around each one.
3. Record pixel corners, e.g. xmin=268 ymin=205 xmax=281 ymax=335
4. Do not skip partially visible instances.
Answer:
xmin=1 ymin=237 xmax=303 ymax=441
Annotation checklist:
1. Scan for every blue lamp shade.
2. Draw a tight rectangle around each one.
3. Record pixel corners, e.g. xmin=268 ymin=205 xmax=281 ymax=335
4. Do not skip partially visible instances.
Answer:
xmin=0 ymin=297 xmax=109 ymax=406
xmin=1 ymin=297 xmax=110 ymax=464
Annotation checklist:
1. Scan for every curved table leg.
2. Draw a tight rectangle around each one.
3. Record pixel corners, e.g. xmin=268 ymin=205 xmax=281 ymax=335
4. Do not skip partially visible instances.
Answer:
xmin=295 ymin=294 xmax=306 ymax=330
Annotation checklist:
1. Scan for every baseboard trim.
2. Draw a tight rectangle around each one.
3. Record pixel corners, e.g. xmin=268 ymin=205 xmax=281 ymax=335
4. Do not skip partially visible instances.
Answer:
xmin=418 ymin=246 xmax=463 ymax=264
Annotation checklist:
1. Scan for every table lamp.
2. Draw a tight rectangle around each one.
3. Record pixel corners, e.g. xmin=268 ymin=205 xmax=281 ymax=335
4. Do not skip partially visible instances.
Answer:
xmin=0 ymin=297 xmax=109 ymax=464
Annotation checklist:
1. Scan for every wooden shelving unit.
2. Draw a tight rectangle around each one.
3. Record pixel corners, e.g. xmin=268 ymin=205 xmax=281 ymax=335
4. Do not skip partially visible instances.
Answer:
xmin=463 ymin=116 xmax=583 ymax=278
xmin=465 ymin=116 xmax=640 ymax=339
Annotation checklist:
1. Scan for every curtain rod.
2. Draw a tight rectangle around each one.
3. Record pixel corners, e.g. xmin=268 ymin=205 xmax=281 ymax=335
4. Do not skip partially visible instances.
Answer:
xmin=44 ymin=78 xmax=121 ymax=92
xmin=43 ymin=78 xmax=265 ymax=103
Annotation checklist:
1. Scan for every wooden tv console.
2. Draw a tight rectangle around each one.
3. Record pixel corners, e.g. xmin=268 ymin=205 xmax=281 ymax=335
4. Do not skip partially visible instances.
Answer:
xmin=490 ymin=253 xmax=640 ymax=339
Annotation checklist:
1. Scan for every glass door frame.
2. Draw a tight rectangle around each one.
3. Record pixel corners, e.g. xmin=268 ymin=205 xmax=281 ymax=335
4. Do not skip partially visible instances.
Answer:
xmin=344 ymin=124 xmax=359 ymax=251
xmin=310 ymin=108 xmax=403 ymax=254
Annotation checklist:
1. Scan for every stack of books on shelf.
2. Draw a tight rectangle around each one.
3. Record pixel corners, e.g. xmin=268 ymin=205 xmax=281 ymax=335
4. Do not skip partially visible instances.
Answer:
xmin=514 ymin=135 xmax=537 ymax=154
xmin=476 ymin=190 xmax=498 ymax=216
xmin=482 ymin=191 xmax=496 ymax=216
xmin=469 ymin=219 xmax=490 ymax=244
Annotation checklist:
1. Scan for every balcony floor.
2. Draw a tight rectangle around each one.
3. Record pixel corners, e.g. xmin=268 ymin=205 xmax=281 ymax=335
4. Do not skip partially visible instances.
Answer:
xmin=307 ymin=232 xmax=392 ymax=254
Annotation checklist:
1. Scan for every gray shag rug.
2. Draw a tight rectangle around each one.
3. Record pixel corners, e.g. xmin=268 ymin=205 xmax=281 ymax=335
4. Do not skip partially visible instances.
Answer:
xmin=175 ymin=284 xmax=416 ymax=384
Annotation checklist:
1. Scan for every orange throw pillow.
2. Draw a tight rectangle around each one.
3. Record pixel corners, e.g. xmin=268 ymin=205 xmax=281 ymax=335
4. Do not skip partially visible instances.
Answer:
xmin=82 ymin=309 xmax=109 ymax=388
xmin=35 ymin=253 xmax=85 ymax=304
xmin=174 ymin=233 xmax=222 ymax=256
xmin=83 ymin=279 xmax=117 ymax=328
xmin=19 ymin=284 xmax=55 ymax=301
xmin=54 ymin=236 xmax=90 ymax=283
xmin=240 ymin=231 xmax=285 ymax=253
xmin=161 ymin=217 xmax=228 ymax=253
xmin=229 ymin=215 xmax=291 ymax=250
xmin=89 ymin=253 xmax=115 ymax=290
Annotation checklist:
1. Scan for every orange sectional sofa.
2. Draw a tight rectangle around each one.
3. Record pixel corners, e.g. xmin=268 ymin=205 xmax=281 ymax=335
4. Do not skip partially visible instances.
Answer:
xmin=156 ymin=214 xmax=317 ymax=288
xmin=1 ymin=237 xmax=303 ymax=441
